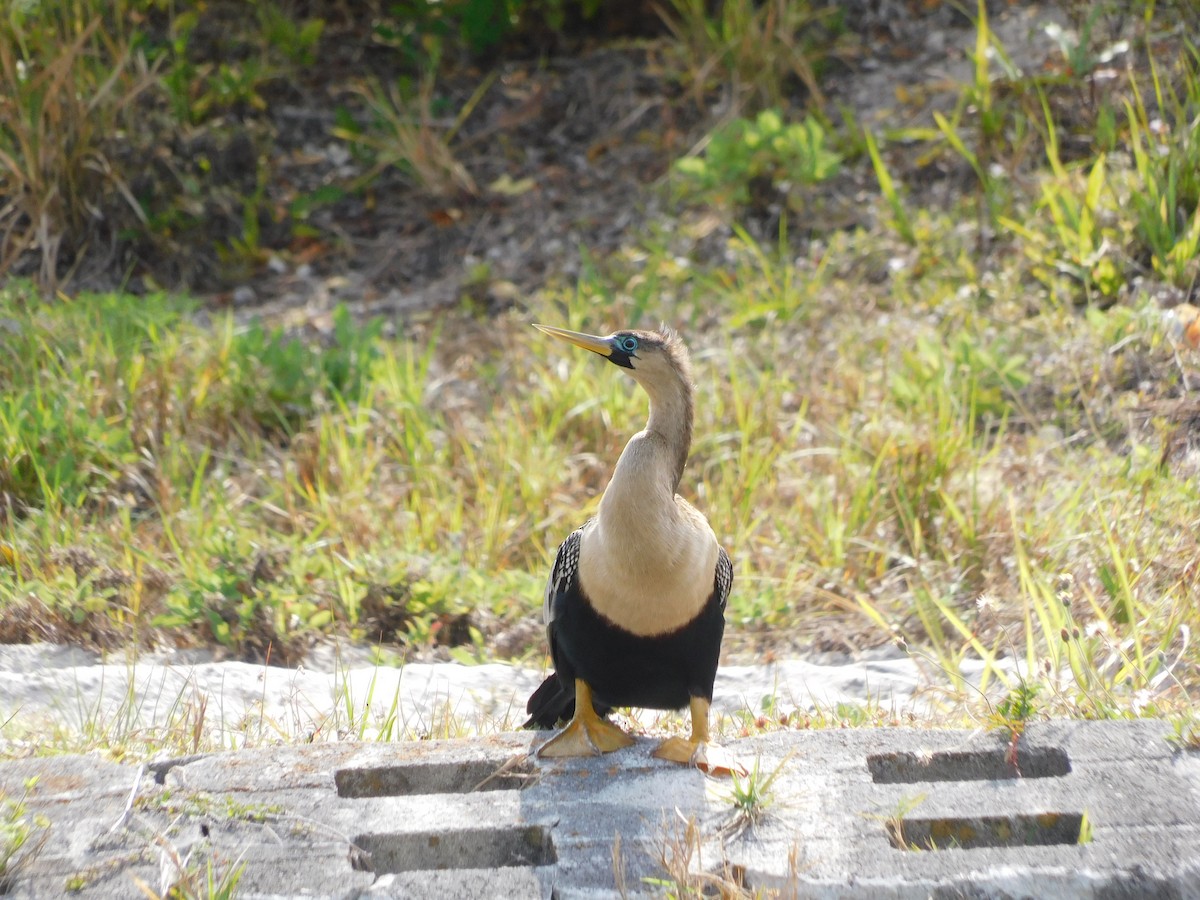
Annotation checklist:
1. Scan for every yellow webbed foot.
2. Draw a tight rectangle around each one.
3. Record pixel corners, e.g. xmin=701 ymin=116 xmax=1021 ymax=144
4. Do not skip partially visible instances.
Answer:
xmin=538 ymin=714 xmax=635 ymax=757
xmin=652 ymin=695 xmax=748 ymax=776
xmin=535 ymin=679 xmax=635 ymax=758
xmin=653 ymin=737 xmax=748 ymax=777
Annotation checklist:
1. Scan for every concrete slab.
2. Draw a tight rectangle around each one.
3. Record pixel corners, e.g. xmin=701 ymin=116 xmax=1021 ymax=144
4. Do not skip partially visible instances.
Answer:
xmin=0 ymin=720 xmax=1196 ymax=898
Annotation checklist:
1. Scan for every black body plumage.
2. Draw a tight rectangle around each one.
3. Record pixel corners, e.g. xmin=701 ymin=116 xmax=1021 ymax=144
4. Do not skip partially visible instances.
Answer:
xmin=524 ymin=526 xmax=733 ymax=729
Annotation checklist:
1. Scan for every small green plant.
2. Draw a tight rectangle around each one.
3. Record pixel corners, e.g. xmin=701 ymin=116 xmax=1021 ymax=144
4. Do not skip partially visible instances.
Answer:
xmin=216 ymin=164 xmax=273 ymax=276
xmin=138 ymin=788 xmax=284 ymax=824
xmin=1 ymin=779 xmax=49 ymax=891
xmin=864 ymin=128 xmax=915 ymax=243
xmin=255 ymin=0 xmax=325 ymax=65
xmin=930 ymin=0 xmax=1045 ymax=224
xmin=223 ymin=304 xmax=385 ymax=430
xmin=879 ymin=794 xmax=927 ymax=851
xmin=995 ymin=682 xmax=1039 ymax=731
xmin=1000 ymin=144 xmax=1124 ymax=303
xmin=335 ymin=67 xmax=488 ymax=196
xmin=160 ymin=2 xmax=324 ymax=124
xmin=0 ymin=3 xmax=156 ymax=288
xmin=374 ymin=0 xmax=606 ymax=64
xmin=206 ymin=60 xmax=272 ymax=114
xmin=889 ymin=332 xmax=1030 ymax=426
xmin=990 ymin=681 xmax=1040 ymax=774
xmin=1166 ymin=714 xmax=1200 ymax=751
xmin=64 ymin=873 xmax=87 ymax=892
xmin=660 ymin=0 xmax=833 ymax=113
xmin=720 ymin=754 xmax=791 ymax=839
xmin=1125 ymin=44 xmax=1200 ymax=288
xmin=673 ymin=109 xmax=840 ymax=210
xmin=136 ymin=839 xmax=247 ymax=900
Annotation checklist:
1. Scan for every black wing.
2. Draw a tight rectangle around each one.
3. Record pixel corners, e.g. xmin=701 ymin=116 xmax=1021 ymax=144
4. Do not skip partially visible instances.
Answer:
xmin=523 ymin=527 xmax=590 ymax=729
xmin=684 ymin=545 xmax=733 ymax=703
xmin=542 ymin=526 xmax=583 ymax=629
xmin=715 ymin=546 xmax=733 ymax=614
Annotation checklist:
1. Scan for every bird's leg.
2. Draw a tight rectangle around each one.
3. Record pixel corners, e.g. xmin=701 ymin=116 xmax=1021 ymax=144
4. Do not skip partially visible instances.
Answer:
xmin=653 ymin=696 xmax=747 ymax=776
xmin=536 ymin=679 xmax=635 ymax=758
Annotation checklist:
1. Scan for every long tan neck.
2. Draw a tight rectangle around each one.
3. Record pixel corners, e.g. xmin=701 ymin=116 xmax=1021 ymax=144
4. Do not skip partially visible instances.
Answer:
xmin=643 ymin=366 xmax=693 ymax=493
xmin=578 ymin=370 xmax=717 ymax=636
xmin=596 ymin=363 xmax=694 ymax=553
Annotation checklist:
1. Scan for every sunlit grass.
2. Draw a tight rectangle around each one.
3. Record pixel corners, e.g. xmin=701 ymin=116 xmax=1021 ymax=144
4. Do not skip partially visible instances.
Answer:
xmin=3 ymin=199 xmax=1199 ymax=730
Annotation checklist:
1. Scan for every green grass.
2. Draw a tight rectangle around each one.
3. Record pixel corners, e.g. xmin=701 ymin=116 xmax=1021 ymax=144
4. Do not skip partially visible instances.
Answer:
xmin=2 ymin=212 xmax=1197 ymax=725
xmin=672 ymin=109 xmax=841 ymax=211
xmin=3 ymin=1 xmax=1200 ymax=764
xmin=0 ymin=1 xmax=157 ymax=289
xmin=660 ymin=0 xmax=835 ymax=114
xmin=0 ymin=779 xmax=47 ymax=890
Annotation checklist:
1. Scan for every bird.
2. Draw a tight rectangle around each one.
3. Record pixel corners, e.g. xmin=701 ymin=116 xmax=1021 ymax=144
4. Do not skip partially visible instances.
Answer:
xmin=523 ymin=323 xmax=743 ymax=776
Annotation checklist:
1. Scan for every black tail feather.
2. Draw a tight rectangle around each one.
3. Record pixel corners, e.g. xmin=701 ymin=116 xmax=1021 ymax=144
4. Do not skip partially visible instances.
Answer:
xmin=523 ymin=673 xmax=572 ymax=729
xmin=522 ymin=673 xmax=612 ymax=729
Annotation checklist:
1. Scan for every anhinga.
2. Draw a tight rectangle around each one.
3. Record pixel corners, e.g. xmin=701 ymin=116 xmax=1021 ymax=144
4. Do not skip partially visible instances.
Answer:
xmin=524 ymin=323 xmax=742 ymax=775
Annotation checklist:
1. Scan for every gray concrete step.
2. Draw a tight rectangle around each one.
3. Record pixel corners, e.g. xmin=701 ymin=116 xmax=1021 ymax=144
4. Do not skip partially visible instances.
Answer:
xmin=1 ymin=720 xmax=1197 ymax=898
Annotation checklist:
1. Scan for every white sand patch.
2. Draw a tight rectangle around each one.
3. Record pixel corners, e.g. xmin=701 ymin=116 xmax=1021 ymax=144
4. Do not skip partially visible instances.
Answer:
xmin=0 ymin=643 xmax=1017 ymax=753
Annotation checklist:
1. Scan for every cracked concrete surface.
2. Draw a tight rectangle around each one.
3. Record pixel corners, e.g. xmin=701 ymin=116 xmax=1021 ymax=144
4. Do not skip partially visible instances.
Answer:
xmin=2 ymin=719 xmax=1197 ymax=898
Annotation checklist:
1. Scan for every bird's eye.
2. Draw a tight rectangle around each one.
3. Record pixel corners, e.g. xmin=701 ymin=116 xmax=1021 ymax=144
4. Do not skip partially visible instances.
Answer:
xmin=620 ymin=336 xmax=638 ymax=353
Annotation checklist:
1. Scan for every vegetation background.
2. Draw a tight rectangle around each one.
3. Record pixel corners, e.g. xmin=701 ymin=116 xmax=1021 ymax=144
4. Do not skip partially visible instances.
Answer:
xmin=2 ymin=0 xmax=1200 ymax=759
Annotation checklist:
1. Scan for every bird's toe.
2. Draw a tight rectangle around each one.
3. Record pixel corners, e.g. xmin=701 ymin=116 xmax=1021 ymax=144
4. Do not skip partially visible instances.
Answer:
xmin=537 ymin=714 xmax=634 ymax=758
xmin=653 ymin=737 xmax=747 ymax=777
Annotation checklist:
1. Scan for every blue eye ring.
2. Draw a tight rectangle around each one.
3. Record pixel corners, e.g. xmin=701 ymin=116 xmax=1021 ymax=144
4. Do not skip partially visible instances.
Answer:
xmin=620 ymin=336 xmax=638 ymax=353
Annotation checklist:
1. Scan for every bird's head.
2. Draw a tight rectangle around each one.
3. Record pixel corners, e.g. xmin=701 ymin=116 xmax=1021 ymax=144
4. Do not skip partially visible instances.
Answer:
xmin=532 ymin=323 xmax=693 ymax=394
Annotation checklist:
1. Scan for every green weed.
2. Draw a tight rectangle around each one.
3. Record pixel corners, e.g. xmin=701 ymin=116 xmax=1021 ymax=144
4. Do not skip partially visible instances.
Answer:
xmin=136 ymin=789 xmax=283 ymax=825
xmin=673 ymin=110 xmax=840 ymax=212
xmin=1166 ymin=713 xmax=1200 ymax=751
xmin=1125 ymin=43 xmax=1200 ymax=287
xmin=1000 ymin=152 xmax=1124 ymax=304
xmin=334 ymin=65 xmax=491 ymax=196
xmin=720 ymin=754 xmax=790 ymax=839
xmin=0 ymin=2 xmax=157 ymax=288
xmin=0 ymin=294 xmax=381 ymax=511
xmin=372 ymin=0 xmax=607 ymax=63
xmin=926 ymin=0 xmax=1069 ymax=227
xmin=159 ymin=1 xmax=324 ymax=124
xmin=136 ymin=838 xmax=247 ymax=900
xmin=659 ymin=0 xmax=834 ymax=114
xmin=879 ymin=794 xmax=927 ymax=851
xmin=993 ymin=682 xmax=1040 ymax=738
xmin=864 ymin=128 xmax=915 ymax=244
xmin=255 ymin=1 xmax=325 ymax=66
xmin=0 ymin=778 xmax=49 ymax=891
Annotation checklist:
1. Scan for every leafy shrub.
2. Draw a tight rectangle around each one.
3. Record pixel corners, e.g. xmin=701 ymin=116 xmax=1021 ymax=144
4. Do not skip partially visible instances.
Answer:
xmin=379 ymin=0 xmax=605 ymax=63
xmin=225 ymin=305 xmax=385 ymax=430
xmin=673 ymin=109 xmax=840 ymax=208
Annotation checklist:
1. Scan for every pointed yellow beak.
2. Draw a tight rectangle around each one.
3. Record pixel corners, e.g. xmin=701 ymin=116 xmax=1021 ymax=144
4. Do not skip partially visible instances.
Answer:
xmin=532 ymin=324 xmax=614 ymax=357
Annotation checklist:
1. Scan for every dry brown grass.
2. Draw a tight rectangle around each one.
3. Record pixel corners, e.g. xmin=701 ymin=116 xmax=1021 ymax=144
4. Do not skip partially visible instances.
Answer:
xmin=0 ymin=9 xmax=157 ymax=288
